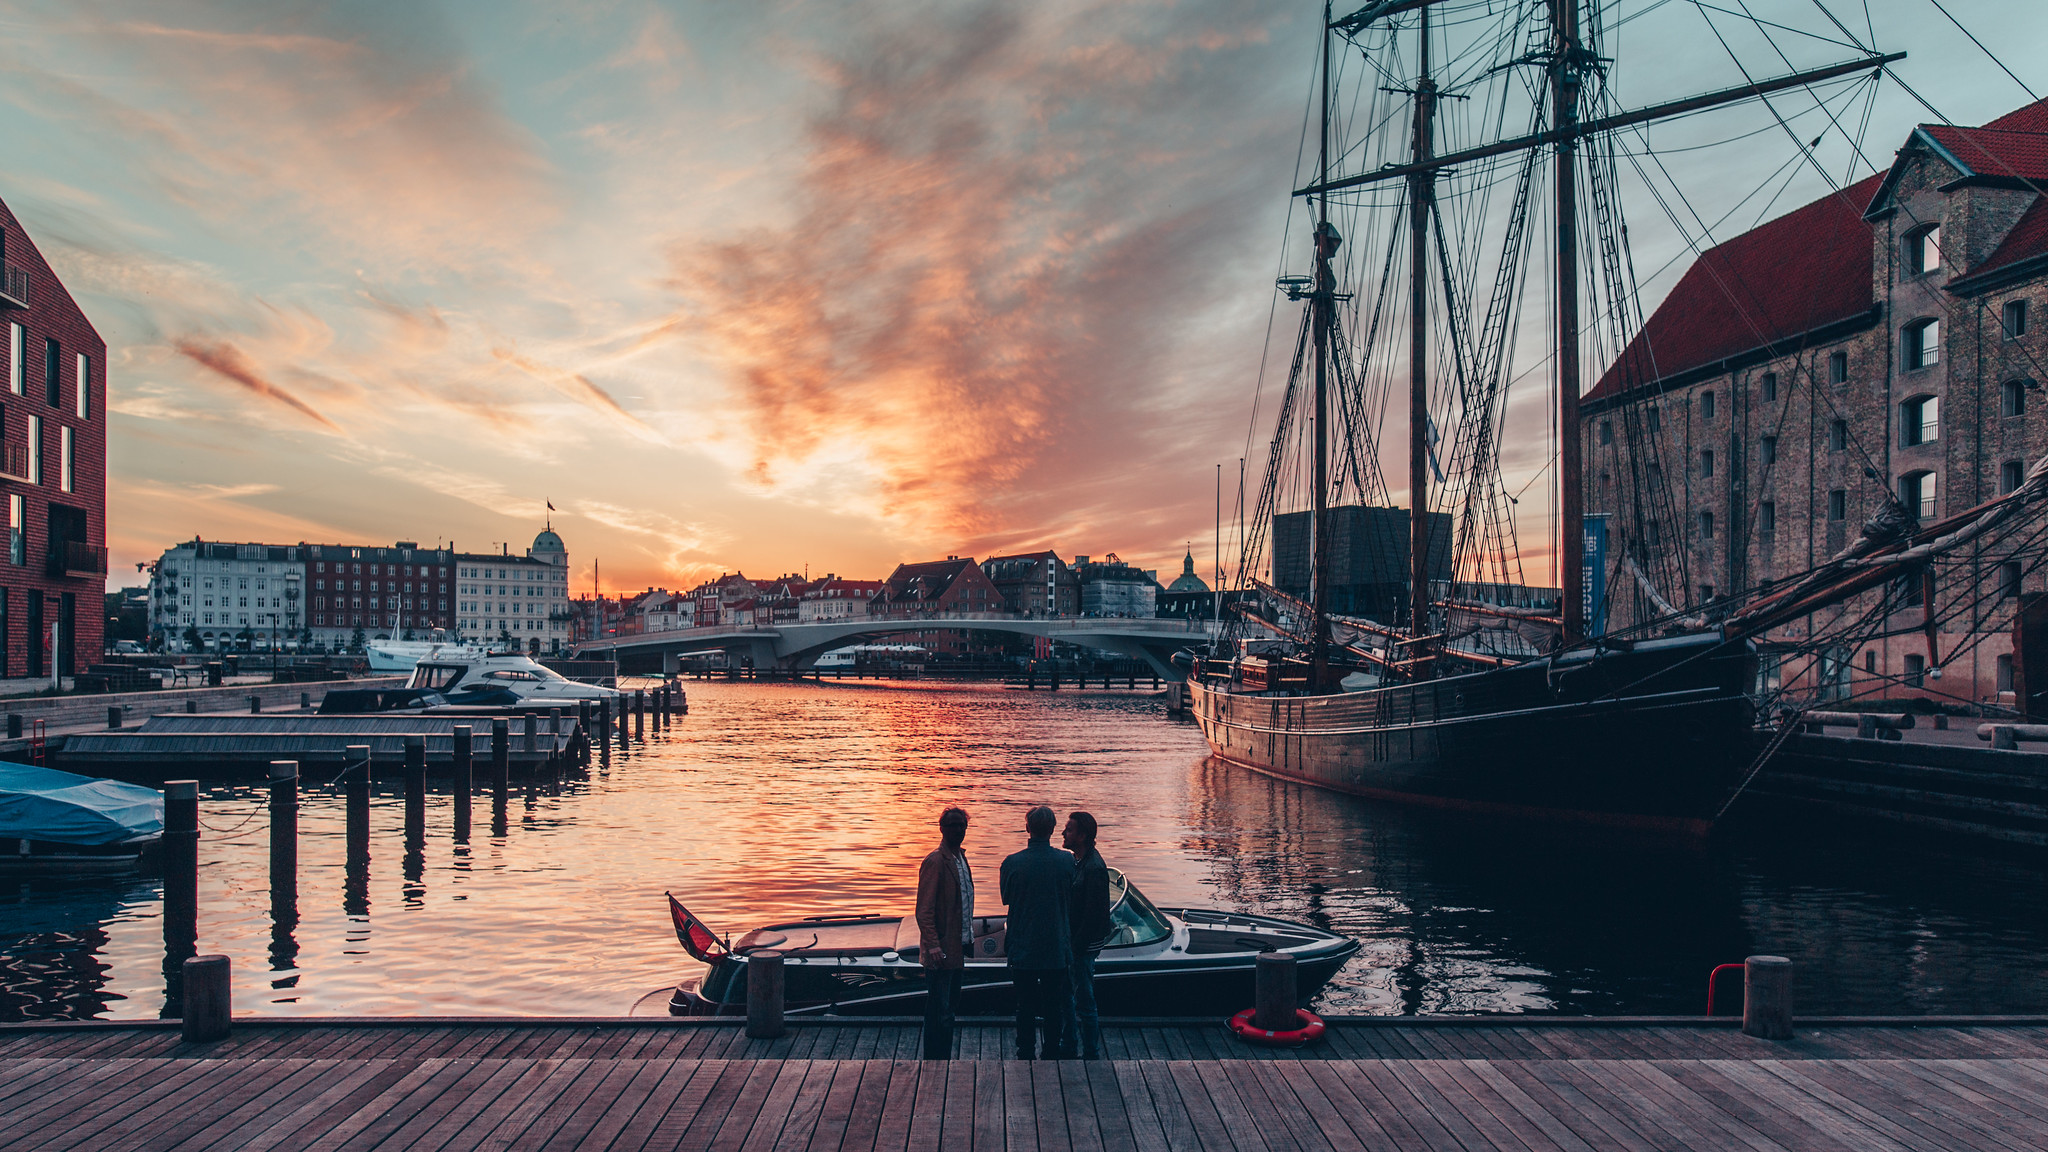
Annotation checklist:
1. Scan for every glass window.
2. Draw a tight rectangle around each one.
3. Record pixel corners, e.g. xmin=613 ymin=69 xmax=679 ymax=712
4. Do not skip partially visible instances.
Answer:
xmin=1828 ymin=489 xmax=1846 ymax=521
xmin=1700 ymin=450 xmax=1714 ymax=478
xmin=2001 ymin=561 xmax=2023 ymax=598
xmin=1100 ymin=869 xmax=1173 ymax=948
xmin=58 ymin=425 xmax=71 ymax=493
xmin=1904 ymin=319 xmax=1939 ymax=369
xmin=2003 ymin=460 xmax=2025 ymax=495
xmin=1829 ymin=351 xmax=1847 ymax=384
xmin=1699 ymin=511 xmax=1715 ymax=539
xmin=1900 ymin=471 xmax=1937 ymax=521
xmin=6 ymin=324 xmax=19 ymax=396
xmin=1909 ymin=225 xmax=1941 ymax=275
xmin=1760 ymin=436 xmax=1777 ymax=465
xmin=6 ymin=494 xmax=20 ymax=565
xmin=2006 ymin=300 xmax=2029 ymax=340
xmin=1903 ymin=653 xmax=1926 ymax=688
xmin=26 ymin=414 xmax=39 ymax=483
xmin=1900 ymin=396 xmax=1939 ymax=446
xmin=1829 ymin=420 xmax=1847 ymax=451
xmin=1759 ymin=501 xmax=1776 ymax=533
xmin=1760 ymin=372 xmax=1777 ymax=402
xmin=1701 ymin=390 xmax=1716 ymax=420
xmin=41 ymin=338 xmax=58 ymax=407
xmin=74 ymin=353 xmax=88 ymax=419
xmin=2004 ymin=379 xmax=2027 ymax=417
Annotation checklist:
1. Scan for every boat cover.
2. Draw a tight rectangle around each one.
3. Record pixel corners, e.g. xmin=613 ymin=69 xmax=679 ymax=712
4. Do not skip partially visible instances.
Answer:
xmin=0 ymin=764 xmax=164 ymax=845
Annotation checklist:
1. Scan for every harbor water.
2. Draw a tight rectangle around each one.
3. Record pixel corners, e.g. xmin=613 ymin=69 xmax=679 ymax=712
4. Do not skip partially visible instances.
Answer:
xmin=4 ymin=678 xmax=2048 ymax=1020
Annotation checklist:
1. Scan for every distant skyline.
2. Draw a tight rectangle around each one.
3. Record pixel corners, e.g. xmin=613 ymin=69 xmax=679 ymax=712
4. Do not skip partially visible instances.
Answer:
xmin=2 ymin=0 xmax=2040 ymax=594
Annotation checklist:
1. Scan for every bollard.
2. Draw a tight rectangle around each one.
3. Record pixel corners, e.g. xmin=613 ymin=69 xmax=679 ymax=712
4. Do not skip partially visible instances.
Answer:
xmin=5 ymin=713 xmax=17 ymax=738
xmin=1254 ymin=951 xmax=1299 ymax=1033
xmin=523 ymin=711 xmax=538 ymax=755
xmin=107 ymin=706 xmax=122 ymax=729
xmin=402 ymin=736 xmax=426 ymax=847
xmin=185 ymin=700 xmax=197 ymax=714
xmin=250 ymin=694 xmax=262 ymax=714
xmin=344 ymin=745 xmax=371 ymax=863
xmin=269 ymin=761 xmax=298 ymax=918
xmin=597 ymin=697 xmax=610 ymax=739
xmin=678 ymin=688 xmax=688 ymax=716
xmin=300 ymin=691 xmax=311 ymax=710
xmin=491 ymin=718 xmax=511 ymax=799
xmin=1742 ymin=955 xmax=1794 ymax=1041
xmin=181 ymin=955 xmax=232 ymax=1042
xmin=1992 ymin=724 xmax=2019 ymax=750
xmin=452 ymin=726 xmax=473 ymax=840
xmin=550 ymin=707 xmax=562 ymax=738
xmin=634 ymin=689 xmax=645 ymax=738
xmin=746 ymin=950 xmax=786 ymax=1039
xmin=163 ymin=780 xmax=200 ymax=965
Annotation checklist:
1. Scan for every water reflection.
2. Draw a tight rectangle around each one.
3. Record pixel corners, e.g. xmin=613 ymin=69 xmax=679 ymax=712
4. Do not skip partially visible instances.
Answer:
xmin=0 ymin=678 xmax=2043 ymax=1019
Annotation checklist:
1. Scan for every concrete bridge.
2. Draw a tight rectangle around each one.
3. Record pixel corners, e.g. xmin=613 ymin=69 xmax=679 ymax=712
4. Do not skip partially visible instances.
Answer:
xmin=570 ymin=614 xmax=1219 ymax=678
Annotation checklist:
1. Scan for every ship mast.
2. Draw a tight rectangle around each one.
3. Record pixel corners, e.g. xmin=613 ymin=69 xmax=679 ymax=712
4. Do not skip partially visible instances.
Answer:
xmin=1407 ymin=8 xmax=1436 ymax=647
xmin=1308 ymin=0 xmax=1336 ymax=686
xmin=1552 ymin=0 xmax=1585 ymax=643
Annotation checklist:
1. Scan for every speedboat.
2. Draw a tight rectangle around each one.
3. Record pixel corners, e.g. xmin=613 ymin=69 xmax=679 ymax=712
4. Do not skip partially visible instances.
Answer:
xmin=665 ymin=868 xmax=1359 ymax=1016
xmin=402 ymin=653 xmax=620 ymax=705
xmin=364 ymin=636 xmax=501 ymax=672
xmin=0 ymin=764 xmax=164 ymax=873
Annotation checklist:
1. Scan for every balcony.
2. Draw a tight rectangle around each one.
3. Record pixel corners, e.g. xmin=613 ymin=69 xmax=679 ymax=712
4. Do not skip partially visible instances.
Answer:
xmin=0 ymin=443 xmax=26 ymax=482
xmin=0 ymin=265 xmax=25 ymax=310
xmin=55 ymin=540 xmax=107 ymax=578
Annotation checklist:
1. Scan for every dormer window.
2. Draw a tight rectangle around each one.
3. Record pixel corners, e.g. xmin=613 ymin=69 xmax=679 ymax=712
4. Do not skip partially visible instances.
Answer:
xmin=1900 ymin=394 xmax=1939 ymax=446
xmin=1908 ymin=224 xmax=1941 ymax=275
xmin=1904 ymin=319 xmax=1939 ymax=369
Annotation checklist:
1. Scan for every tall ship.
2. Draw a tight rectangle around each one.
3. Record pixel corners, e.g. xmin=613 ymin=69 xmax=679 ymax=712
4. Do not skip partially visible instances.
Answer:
xmin=1189 ymin=0 xmax=2048 ymax=833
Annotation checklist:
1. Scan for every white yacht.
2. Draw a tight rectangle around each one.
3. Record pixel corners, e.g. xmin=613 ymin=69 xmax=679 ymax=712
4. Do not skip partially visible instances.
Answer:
xmin=405 ymin=653 xmax=620 ymax=704
xmin=364 ymin=633 xmax=503 ymax=672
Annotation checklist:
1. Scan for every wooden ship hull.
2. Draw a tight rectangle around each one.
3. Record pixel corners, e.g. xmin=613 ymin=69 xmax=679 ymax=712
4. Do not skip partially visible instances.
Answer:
xmin=1189 ymin=634 xmax=1757 ymax=834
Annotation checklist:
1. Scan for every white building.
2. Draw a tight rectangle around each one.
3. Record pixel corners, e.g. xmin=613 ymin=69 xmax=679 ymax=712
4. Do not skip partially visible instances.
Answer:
xmin=454 ymin=528 xmax=573 ymax=655
xmin=147 ymin=539 xmax=306 ymax=652
xmin=799 ymin=576 xmax=884 ymax=622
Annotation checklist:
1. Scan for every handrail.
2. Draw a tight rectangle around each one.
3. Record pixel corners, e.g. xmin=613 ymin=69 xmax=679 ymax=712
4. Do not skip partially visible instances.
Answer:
xmin=1706 ymin=962 xmax=1745 ymax=1016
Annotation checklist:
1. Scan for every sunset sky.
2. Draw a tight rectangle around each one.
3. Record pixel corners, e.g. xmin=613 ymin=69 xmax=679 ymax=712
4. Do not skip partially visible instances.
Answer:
xmin=0 ymin=0 xmax=2038 ymax=595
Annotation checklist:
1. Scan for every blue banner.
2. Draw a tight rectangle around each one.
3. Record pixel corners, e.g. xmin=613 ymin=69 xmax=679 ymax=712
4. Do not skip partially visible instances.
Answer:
xmin=1583 ymin=515 xmax=1609 ymax=639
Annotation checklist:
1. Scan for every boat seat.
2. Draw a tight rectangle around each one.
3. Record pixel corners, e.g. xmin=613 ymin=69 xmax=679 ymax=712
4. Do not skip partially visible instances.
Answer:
xmin=892 ymin=915 xmax=1007 ymax=958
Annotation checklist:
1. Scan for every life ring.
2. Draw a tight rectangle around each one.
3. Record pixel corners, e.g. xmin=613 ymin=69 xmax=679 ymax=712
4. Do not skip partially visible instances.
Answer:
xmin=1227 ymin=1007 xmax=1326 ymax=1047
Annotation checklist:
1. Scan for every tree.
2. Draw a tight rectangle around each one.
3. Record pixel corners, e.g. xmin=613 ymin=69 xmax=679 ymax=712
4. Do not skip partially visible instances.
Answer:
xmin=350 ymin=626 xmax=367 ymax=652
xmin=235 ymin=627 xmax=254 ymax=651
xmin=182 ymin=625 xmax=203 ymax=653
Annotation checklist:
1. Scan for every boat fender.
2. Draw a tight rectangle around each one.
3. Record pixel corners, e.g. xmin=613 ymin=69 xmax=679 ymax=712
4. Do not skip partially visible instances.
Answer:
xmin=1227 ymin=1007 xmax=1326 ymax=1047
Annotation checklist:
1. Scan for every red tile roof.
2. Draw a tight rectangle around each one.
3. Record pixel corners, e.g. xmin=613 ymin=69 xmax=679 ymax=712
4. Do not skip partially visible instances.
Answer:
xmin=1968 ymin=195 xmax=2048 ymax=280
xmin=1920 ymin=125 xmax=2048 ymax=184
xmin=1587 ymin=173 xmax=1884 ymax=402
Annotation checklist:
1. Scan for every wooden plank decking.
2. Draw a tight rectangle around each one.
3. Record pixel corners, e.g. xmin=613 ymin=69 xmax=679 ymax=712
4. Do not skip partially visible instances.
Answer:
xmin=2 ymin=1018 xmax=2045 ymax=1150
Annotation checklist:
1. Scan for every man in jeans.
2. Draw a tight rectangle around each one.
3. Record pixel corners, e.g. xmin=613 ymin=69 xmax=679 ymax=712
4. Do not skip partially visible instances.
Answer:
xmin=915 ymin=808 xmax=973 ymax=1060
xmin=1062 ymin=811 xmax=1112 ymax=1059
xmin=999 ymin=805 xmax=1074 ymax=1060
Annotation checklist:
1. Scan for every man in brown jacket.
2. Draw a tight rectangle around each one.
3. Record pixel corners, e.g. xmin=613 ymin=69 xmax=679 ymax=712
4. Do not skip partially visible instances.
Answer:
xmin=916 ymin=807 xmax=973 ymax=1060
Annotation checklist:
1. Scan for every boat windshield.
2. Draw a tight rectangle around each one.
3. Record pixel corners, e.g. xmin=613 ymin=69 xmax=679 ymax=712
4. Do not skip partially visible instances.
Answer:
xmin=410 ymin=664 xmax=464 ymax=691
xmin=1102 ymin=868 xmax=1173 ymax=948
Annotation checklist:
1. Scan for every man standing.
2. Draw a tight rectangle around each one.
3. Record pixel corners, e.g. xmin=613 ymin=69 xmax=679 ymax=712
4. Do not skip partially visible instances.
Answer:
xmin=1063 ymin=811 xmax=1112 ymax=1059
xmin=915 ymin=807 xmax=973 ymax=1060
xmin=999 ymin=805 xmax=1074 ymax=1060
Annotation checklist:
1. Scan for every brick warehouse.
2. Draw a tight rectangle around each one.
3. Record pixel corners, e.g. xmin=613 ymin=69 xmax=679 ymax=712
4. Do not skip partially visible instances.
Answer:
xmin=1584 ymin=97 xmax=2048 ymax=709
xmin=0 ymin=197 xmax=107 ymax=679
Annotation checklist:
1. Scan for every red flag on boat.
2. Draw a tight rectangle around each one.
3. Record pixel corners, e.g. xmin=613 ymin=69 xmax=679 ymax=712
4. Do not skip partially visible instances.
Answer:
xmin=667 ymin=893 xmax=726 ymax=961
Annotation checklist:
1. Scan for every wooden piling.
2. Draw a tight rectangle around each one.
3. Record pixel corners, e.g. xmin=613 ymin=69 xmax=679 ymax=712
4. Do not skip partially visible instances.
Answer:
xmin=184 ymin=700 xmax=197 ymax=714
xmin=1743 ymin=955 xmax=1794 ymax=1040
xmin=634 ymin=689 xmax=645 ymax=737
xmin=746 ymin=951 xmax=786 ymax=1039
xmin=181 ymin=955 xmax=231 ymax=1042
xmin=1254 ymin=952 xmax=1298 ymax=1032
xmin=344 ymin=745 xmax=371 ymax=867
xmin=268 ymin=761 xmax=297 ymax=924
xmin=250 ymin=694 xmax=262 ymax=713
xmin=451 ymin=726 xmax=472 ymax=840
xmin=402 ymin=736 xmax=426 ymax=847
xmin=491 ymin=719 xmax=510 ymax=800
xmin=300 ymin=691 xmax=311 ymax=709
xmin=163 ymin=779 xmax=199 ymax=970
xmin=523 ymin=712 xmax=538 ymax=755
xmin=107 ymin=706 xmax=122 ymax=729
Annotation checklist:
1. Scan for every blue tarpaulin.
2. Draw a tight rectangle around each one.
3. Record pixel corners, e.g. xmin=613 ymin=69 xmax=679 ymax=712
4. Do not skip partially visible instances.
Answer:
xmin=0 ymin=764 xmax=164 ymax=845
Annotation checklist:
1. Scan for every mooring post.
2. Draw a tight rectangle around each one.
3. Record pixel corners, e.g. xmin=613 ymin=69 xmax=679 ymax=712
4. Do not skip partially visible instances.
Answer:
xmin=344 ymin=745 xmax=371 ymax=865
xmin=1743 ymin=955 xmax=1794 ymax=1041
xmin=250 ymin=694 xmax=262 ymax=713
xmin=746 ymin=950 xmax=787 ymax=1039
xmin=163 ymin=779 xmax=200 ymax=975
xmin=549 ymin=707 xmax=562 ymax=739
xmin=300 ymin=691 xmax=311 ymax=710
xmin=1991 ymin=724 xmax=2019 ymax=750
xmin=6 ymin=713 xmax=18 ymax=738
xmin=523 ymin=711 xmax=538 ymax=755
xmin=269 ymin=760 xmax=298 ymax=923
xmin=181 ymin=954 xmax=232 ymax=1043
xmin=1254 ymin=951 xmax=1298 ymax=1033
xmin=596 ymin=697 xmax=610 ymax=739
xmin=491 ymin=719 xmax=511 ymax=799
xmin=634 ymin=689 xmax=645 ymax=737
xmin=107 ymin=706 xmax=122 ymax=729
xmin=451 ymin=725 xmax=473 ymax=840
xmin=184 ymin=700 xmax=197 ymax=715
xmin=678 ymin=687 xmax=688 ymax=716
xmin=402 ymin=735 xmax=426 ymax=847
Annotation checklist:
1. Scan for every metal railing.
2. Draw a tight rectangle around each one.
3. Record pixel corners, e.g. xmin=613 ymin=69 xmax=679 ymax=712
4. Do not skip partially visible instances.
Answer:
xmin=0 ymin=264 xmax=25 ymax=309
xmin=0 ymin=442 xmax=26 ymax=480
xmin=60 ymin=540 xmax=108 ymax=576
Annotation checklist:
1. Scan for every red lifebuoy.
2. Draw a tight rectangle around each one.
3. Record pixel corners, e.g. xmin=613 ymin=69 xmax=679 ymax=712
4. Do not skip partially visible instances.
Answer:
xmin=1227 ymin=1007 xmax=1326 ymax=1047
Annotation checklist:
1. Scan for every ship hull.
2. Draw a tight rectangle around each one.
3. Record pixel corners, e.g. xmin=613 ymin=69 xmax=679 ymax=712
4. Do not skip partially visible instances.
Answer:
xmin=1190 ymin=635 xmax=1756 ymax=834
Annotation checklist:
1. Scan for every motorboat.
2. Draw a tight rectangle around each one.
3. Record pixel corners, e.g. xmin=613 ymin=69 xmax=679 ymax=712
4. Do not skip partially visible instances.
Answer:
xmin=665 ymin=868 xmax=1359 ymax=1017
xmin=402 ymin=653 xmax=620 ymax=706
xmin=364 ymin=635 xmax=501 ymax=672
xmin=0 ymin=764 xmax=164 ymax=872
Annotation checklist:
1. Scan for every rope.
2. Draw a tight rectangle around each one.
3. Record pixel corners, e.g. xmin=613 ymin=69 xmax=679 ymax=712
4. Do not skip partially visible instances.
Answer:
xmin=1714 ymin=707 xmax=1807 ymax=823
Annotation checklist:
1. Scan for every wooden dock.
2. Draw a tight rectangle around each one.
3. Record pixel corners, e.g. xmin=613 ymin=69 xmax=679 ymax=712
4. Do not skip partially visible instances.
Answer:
xmin=3 ymin=1016 xmax=2045 ymax=1149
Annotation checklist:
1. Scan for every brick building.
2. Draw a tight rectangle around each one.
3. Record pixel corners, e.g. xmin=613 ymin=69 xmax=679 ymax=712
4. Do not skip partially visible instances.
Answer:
xmin=306 ymin=542 xmax=454 ymax=648
xmin=0 ymin=198 xmax=107 ymax=677
xmin=981 ymin=551 xmax=1078 ymax=616
xmin=1583 ymin=97 xmax=2048 ymax=707
xmin=873 ymin=557 xmax=1004 ymax=659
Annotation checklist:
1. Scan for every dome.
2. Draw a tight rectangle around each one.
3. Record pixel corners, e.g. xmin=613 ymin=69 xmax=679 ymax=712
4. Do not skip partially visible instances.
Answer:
xmin=1166 ymin=549 xmax=1209 ymax=594
xmin=531 ymin=529 xmax=566 ymax=555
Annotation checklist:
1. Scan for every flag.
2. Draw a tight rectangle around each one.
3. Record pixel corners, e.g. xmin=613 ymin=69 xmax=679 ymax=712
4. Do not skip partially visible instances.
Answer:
xmin=668 ymin=893 xmax=726 ymax=961
xmin=547 ymin=500 xmax=555 ymax=511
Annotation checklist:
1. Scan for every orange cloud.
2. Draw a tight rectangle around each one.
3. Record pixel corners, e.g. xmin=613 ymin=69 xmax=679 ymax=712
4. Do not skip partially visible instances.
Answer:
xmin=173 ymin=338 xmax=340 ymax=431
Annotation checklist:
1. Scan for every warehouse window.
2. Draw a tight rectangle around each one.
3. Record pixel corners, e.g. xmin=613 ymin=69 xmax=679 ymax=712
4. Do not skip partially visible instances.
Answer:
xmin=1828 ymin=489 xmax=1846 ymax=521
xmin=1904 ymin=319 xmax=1939 ymax=369
xmin=1701 ymin=390 xmax=1716 ymax=420
xmin=1900 ymin=395 xmax=1939 ymax=446
xmin=1829 ymin=351 xmax=1848 ymax=384
xmin=1760 ymin=372 xmax=1777 ymax=402
xmin=2002 ymin=561 xmax=2024 ymax=598
xmin=2004 ymin=379 xmax=2028 ymax=417
xmin=1829 ymin=420 xmax=1847 ymax=451
xmin=1907 ymin=224 xmax=1941 ymax=275
xmin=1900 ymin=470 xmax=1937 ymax=521
xmin=1761 ymin=436 xmax=1777 ymax=465
xmin=2003 ymin=460 xmax=2025 ymax=495
xmin=1699 ymin=510 xmax=1715 ymax=539
xmin=2006 ymin=300 xmax=2029 ymax=340
xmin=1903 ymin=653 xmax=1926 ymax=688
xmin=1700 ymin=449 xmax=1714 ymax=478
xmin=1598 ymin=420 xmax=1612 ymax=446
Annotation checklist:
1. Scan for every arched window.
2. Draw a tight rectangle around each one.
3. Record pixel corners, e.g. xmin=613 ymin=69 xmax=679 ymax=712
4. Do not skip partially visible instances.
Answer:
xmin=2003 ymin=460 xmax=2026 ymax=495
xmin=1907 ymin=224 xmax=1942 ymax=275
xmin=2003 ymin=379 xmax=2029 ymax=417
xmin=1904 ymin=319 xmax=1940 ymax=369
xmin=1900 ymin=470 xmax=1938 ymax=521
xmin=1900 ymin=395 xmax=1939 ymax=446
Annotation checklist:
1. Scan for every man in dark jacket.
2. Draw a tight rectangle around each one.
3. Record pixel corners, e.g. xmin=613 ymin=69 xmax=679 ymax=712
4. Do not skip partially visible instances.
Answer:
xmin=915 ymin=807 xmax=973 ymax=1060
xmin=1062 ymin=811 xmax=1112 ymax=1059
xmin=999 ymin=805 xmax=1074 ymax=1060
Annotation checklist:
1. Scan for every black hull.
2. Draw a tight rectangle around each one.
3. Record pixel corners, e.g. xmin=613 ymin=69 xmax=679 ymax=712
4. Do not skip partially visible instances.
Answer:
xmin=1192 ymin=636 xmax=1756 ymax=832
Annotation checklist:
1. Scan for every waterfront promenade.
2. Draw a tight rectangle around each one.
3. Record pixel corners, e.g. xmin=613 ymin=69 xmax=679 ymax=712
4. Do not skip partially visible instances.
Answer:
xmin=3 ymin=1016 xmax=2045 ymax=1149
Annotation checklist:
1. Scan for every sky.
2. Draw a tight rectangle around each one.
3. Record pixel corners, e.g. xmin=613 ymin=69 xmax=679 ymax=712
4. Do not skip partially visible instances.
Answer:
xmin=0 ymin=0 xmax=2039 ymax=596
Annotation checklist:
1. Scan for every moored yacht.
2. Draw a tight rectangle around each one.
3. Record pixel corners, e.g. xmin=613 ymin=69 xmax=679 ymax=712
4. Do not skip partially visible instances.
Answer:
xmin=364 ymin=631 xmax=503 ymax=672
xmin=405 ymin=653 xmax=620 ymax=705
xmin=665 ymin=868 xmax=1358 ymax=1017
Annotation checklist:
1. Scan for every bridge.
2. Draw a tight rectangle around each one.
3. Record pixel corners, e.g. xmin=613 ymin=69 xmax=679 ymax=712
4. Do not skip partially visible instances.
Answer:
xmin=570 ymin=614 xmax=1219 ymax=678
